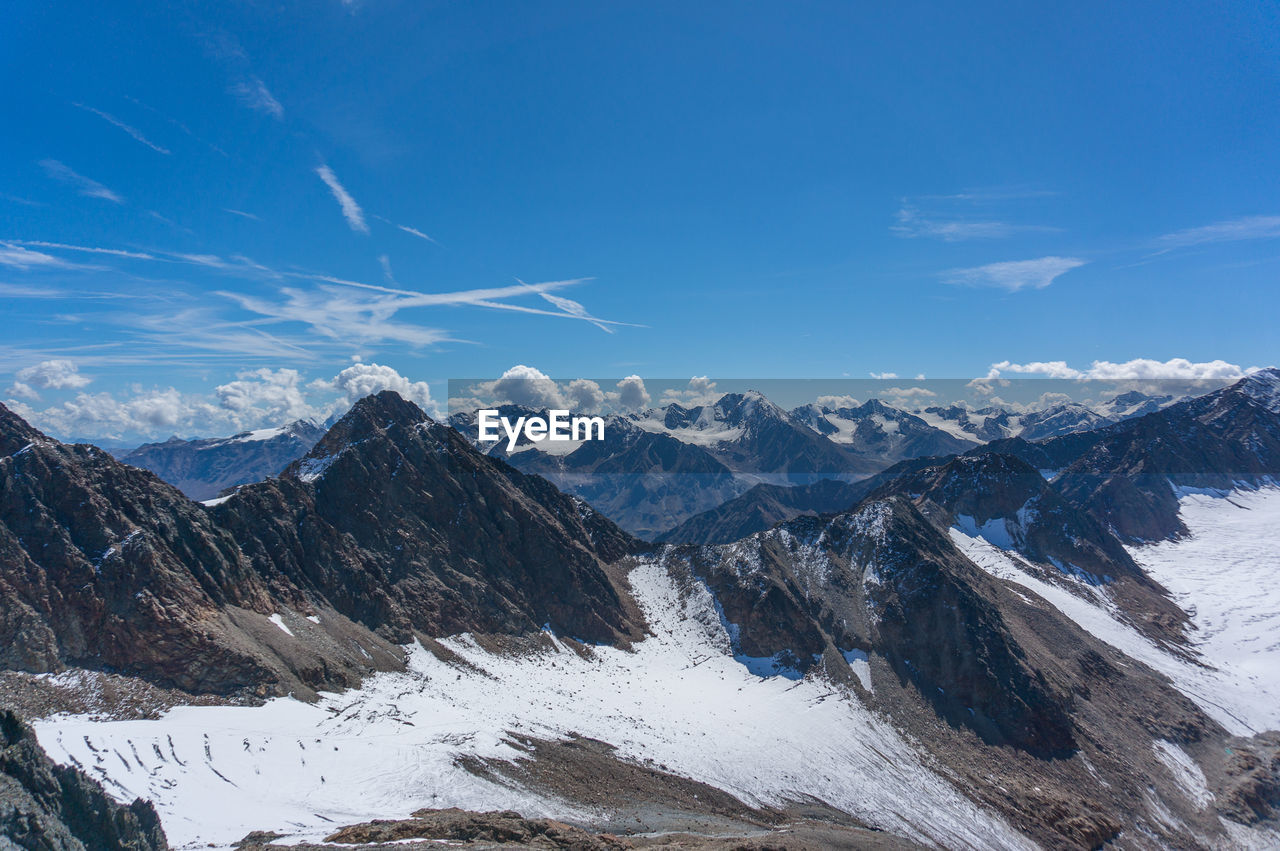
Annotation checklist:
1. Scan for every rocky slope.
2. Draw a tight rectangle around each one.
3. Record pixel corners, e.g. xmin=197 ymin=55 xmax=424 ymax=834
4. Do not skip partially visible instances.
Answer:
xmin=211 ymin=391 xmax=646 ymax=646
xmin=865 ymin=452 xmax=1192 ymax=647
xmin=652 ymin=496 xmax=1268 ymax=847
xmin=0 ymin=392 xmax=648 ymax=701
xmin=1 ymin=709 xmax=168 ymax=850
xmin=118 ymin=420 xmax=324 ymax=501
xmin=1052 ymin=368 xmax=1280 ymax=541
xmin=655 ymin=477 xmax=868 ymax=545
xmin=0 ymin=403 xmax=398 ymax=699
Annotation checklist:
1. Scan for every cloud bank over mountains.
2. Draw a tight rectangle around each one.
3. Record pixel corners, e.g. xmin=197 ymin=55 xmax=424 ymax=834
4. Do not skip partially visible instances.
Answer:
xmin=5 ymin=360 xmax=438 ymax=441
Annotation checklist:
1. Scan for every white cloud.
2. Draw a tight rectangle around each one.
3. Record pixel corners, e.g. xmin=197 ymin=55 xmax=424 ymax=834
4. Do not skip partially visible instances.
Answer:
xmin=74 ymin=104 xmax=170 ymax=154
xmin=7 ymin=362 xmax=438 ymax=440
xmin=614 ymin=375 xmax=650 ymax=411
xmin=378 ymin=254 xmax=396 ymax=284
xmin=944 ymin=256 xmax=1086 ymax=292
xmin=232 ymin=77 xmax=284 ymax=119
xmin=223 ymin=208 xmax=260 ymax=221
xmin=38 ymin=160 xmax=122 ymax=203
xmin=483 ymin=365 xmax=565 ymax=409
xmin=816 ymin=394 xmax=860 ymax=409
xmin=315 ymin=164 xmax=369 ymax=234
xmin=0 ymin=243 xmax=83 ymax=270
xmin=313 ymin=362 xmax=435 ymax=414
xmin=15 ymin=240 xmax=153 ymax=260
xmin=1154 ymin=215 xmax=1280 ymax=252
xmin=985 ymin=358 xmax=1256 ymax=381
xmin=881 ymin=386 xmax=937 ymax=400
xmin=564 ymin=378 xmax=605 ymax=412
xmin=396 ymin=223 xmax=436 ymax=243
xmin=215 ymin=368 xmax=313 ymax=423
xmin=13 ymin=359 xmax=92 ymax=394
xmin=869 ymin=372 xmax=898 ymax=380
xmin=661 ymin=377 xmax=721 ymax=406
xmin=892 ymin=207 xmax=1028 ymax=241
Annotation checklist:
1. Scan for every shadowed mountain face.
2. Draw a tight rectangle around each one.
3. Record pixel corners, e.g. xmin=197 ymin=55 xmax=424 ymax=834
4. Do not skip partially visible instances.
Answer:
xmin=118 ymin=420 xmax=324 ymax=501
xmin=1051 ymin=369 xmax=1280 ymax=542
xmin=212 ymin=392 xmax=646 ymax=646
xmin=0 ymin=393 xmax=645 ymax=698
xmin=0 ymin=710 xmax=168 ymax=850
xmin=865 ymin=452 xmax=1191 ymax=645
xmin=0 ymin=404 xmax=393 ymax=696
xmin=662 ymin=497 xmax=1079 ymax=758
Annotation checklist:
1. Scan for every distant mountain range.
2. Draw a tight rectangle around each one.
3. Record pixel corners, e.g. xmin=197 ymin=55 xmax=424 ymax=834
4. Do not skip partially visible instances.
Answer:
xmin=116 ymin=420 xmax=325 ymax=501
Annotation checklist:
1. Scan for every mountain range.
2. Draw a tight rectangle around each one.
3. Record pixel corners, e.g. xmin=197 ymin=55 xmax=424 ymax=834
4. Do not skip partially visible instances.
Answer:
xmin=2 ymin=371 xmax=1279 ymax=848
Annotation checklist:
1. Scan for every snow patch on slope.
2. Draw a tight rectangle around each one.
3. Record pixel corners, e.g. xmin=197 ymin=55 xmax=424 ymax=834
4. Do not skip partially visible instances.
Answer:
xmin=35 ymin=561 xmax=1028 ymax=851
xmin=1127 ymin=488 xmax=1280 ymax=710
xmin=952 ymin=497 xmax=1280 ymax=736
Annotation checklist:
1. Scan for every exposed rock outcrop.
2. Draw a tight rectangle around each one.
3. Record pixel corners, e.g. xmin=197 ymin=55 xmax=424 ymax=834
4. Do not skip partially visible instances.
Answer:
xmin=0 ymin=709 xmax=167 ymax=850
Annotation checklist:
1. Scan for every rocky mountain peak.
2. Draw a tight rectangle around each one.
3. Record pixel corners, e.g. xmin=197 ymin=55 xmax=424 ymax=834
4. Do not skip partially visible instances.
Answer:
xmin=0 ymin=402 xmax=48 ymax=457
xmin=302 ymin=391 xmax=433 ymax=465
xmin=1236 ymin=366 xmax=1280 ymax=412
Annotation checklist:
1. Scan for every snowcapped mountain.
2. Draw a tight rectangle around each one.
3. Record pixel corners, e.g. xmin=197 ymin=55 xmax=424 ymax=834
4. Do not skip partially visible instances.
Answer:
xmin=118 ymin=419 xmax=324 ymax=501
xmin=451 ymin=405 xmax=744 ymax=538
xmin=8 ymin=377 xmax=1280 ymax=849
xmin=789 ymin=398 xmax=979 ymax=459
xmin=631 ymin=390 xmax=877 ymax=476
xmin=1051 ymin=367 xmax=1280 ymax=541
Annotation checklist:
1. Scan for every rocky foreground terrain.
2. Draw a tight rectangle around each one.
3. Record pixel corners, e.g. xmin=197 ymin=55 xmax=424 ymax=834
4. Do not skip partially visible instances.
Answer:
xmin=2 ymin=372 xmax=1280 ymax=848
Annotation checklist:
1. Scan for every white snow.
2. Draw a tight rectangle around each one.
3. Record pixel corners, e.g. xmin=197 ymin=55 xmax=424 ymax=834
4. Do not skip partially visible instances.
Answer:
xmin=296 ymin=454 xmax=337 ymax=483
xmin=953 ymin=514 xmax=1018 ymax=550
xmin=952 ymin=488 xmax=1280 ymax=736
xmin=1127 ymin=488 xmax=1280 ymax=714
xmin=1152 ymin=740 xmax=1212 ymax=809
xmin=267 ymin=614 xmax=294 ymax=636
xmin=35 ymin=560 xmax=1029 ymax=851
xmin=200 ymin=495 xmax=232 ymax=507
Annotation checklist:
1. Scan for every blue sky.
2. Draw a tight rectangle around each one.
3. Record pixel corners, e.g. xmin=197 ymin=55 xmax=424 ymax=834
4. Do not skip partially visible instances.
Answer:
xmin=2 ymin=1 xmax=1278 ymax=438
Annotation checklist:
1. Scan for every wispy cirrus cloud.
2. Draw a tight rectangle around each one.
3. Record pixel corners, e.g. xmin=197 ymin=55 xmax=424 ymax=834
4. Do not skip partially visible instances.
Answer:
xmin=892 ymin=206 xmax=1058 ymax=241
xmin=892 ymin=189 xmax=1059 ymax=242
xmin=232 ymin=76 xmax=284 ymax=119
xmin=222 ymin=208 xmax=260 ymax=221
xmin=316 ymin=164 xmax=369 ymax=233
xmin=13 ymin=240 xmax=154 ymax=260
xmin=395 ymin=224 xmax=436 ymax=243
xmin=73 ymin=104 xmax=170 ymax=154
xmin=943 ymin=256 xmax=1086 ymax=292
xmin=0 ymin=243 xmax=87 ymax=270
xmin=39 ymin=159 xmax=122 ymax=203
xmin=1153 ymin=215 xmax=1280 ymax=253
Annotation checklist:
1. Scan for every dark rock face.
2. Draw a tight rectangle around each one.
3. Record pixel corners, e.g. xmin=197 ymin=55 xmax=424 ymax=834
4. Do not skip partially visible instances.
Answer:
xmin=0 ymin=709 xmax=168 ymax=850
xmin=656 ymin=478 xmax=869 ymax=545
xmin=0 ymin=392 xmax=646 ymax=699
xmin=0 ymin=411 xmax=277 ymax=691
xmin=213 ymin=391 xmax=646 ymax=646
xmin=655 ymin=456 xmax=949 ymax=546
xmin=0 ymin=404 xmax=401 ymax=697
xmin=665 ymin=498 xmax=1078 ymax=757
xmin=118 ymin=420 xmax=324 ymax=501
xmin=864 ymin=452 xmax=1192 ymax=646
xmin=1052 ymin=369 xmax=1280 ymax=542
